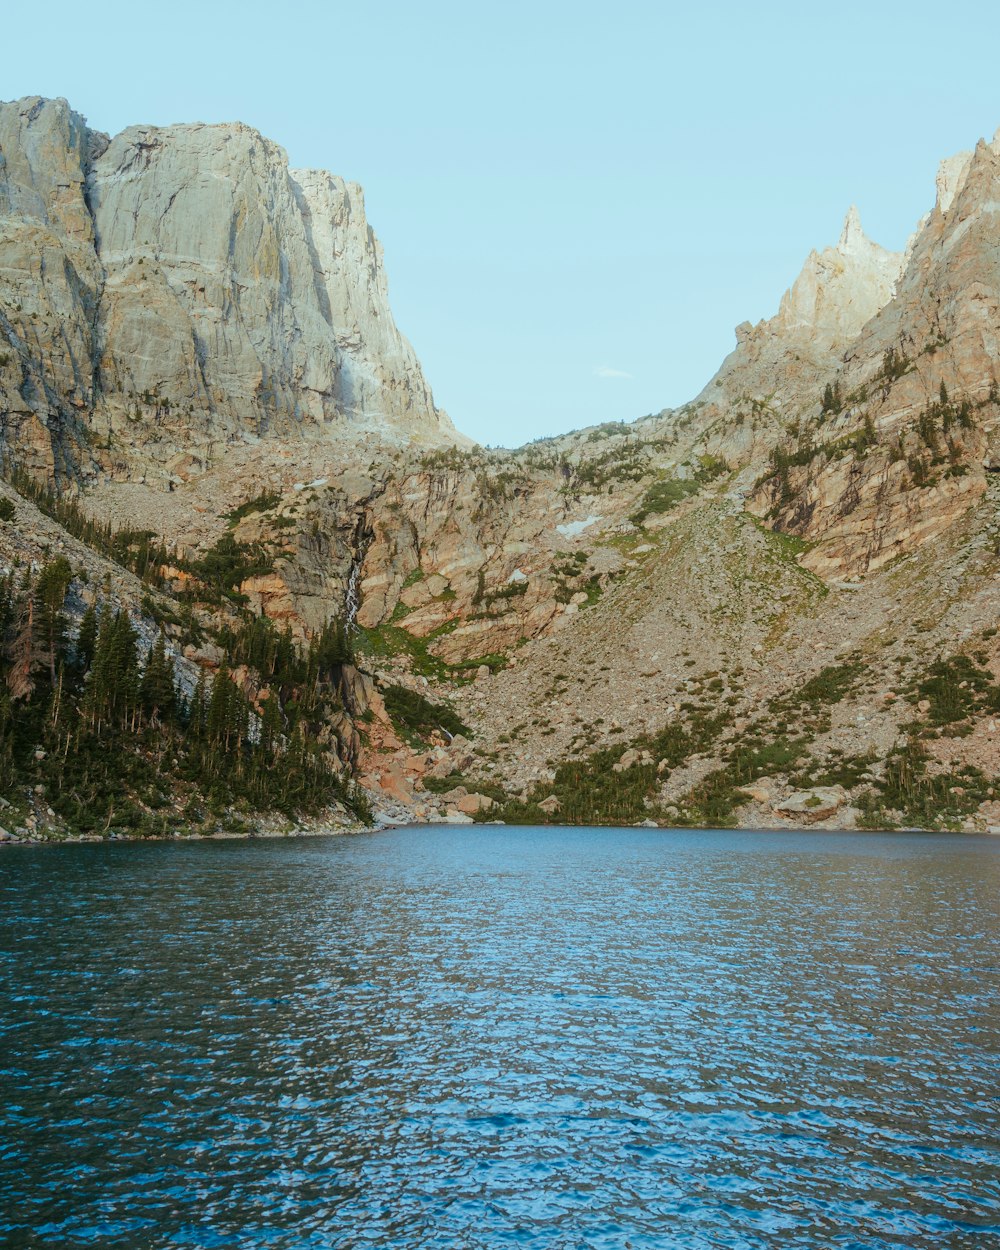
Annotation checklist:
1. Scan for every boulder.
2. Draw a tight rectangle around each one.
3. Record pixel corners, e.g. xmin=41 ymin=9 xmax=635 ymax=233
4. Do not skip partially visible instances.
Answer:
xmin=441 ymin=810 xmax=474 ymax=825
xmin=374 ymin=763 xmax=413 ymax=805
xmin=773 ymin=787 xmax=845 ymax=823
xmin=456 ymin=793 xmax=494 ymax=815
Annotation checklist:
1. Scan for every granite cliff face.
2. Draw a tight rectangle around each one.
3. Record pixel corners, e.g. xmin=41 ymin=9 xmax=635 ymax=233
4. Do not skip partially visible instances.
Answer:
xmin=748 ymin=131 xmax=1000 ymax=579
xmin=4 ymin=99 xmax=1000 ymax=837
xmin=0 ymin=96 xmax=456 ymax=485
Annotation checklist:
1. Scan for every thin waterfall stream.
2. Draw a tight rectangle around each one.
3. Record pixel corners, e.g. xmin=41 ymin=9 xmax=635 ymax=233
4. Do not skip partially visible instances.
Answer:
xmin=344 ymin=512 xmax=373 ymax=631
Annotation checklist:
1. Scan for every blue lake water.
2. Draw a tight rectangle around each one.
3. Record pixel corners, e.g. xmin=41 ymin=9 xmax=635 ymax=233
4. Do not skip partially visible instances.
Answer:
xmin=1 ymin=825 xmax=999 ymax=1248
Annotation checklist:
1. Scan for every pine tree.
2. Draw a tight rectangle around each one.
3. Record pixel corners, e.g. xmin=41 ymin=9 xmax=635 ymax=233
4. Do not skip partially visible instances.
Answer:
xmin=260 ymin=689 xmax=283 ymax=755
xmin=5 ymin=589 xmax=34 ymax=702
xmin=206 ymin=662 xmax=232 ymax=747
xmin=206 ymin=663 xmax=251 ymax=754
xmin=33 ymin=557 xmax=72 ymax=688
xmin=140 ymin=632 xmax=176 ymax=722
xmin=75 ymin=602 xmax=98 ymax=675
xmin=188 ymin=669 xmax=208 ymax=738
xmin=0 ymin=570 xmax=17 ymax=642
xmin=83 ymin=605 xmax=113 ymax=730
xmin=109 ymin=611 xmax=140 ymax=725
xmin=84 ymin=607 xmax=140 ymax=730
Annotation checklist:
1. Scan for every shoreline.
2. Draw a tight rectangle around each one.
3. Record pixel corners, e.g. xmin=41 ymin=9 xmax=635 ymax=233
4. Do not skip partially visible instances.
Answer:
xmin=3 ymin=817 xmax=997 ymax=848
xmin=0 ymin=824 xmax=370 ymax=848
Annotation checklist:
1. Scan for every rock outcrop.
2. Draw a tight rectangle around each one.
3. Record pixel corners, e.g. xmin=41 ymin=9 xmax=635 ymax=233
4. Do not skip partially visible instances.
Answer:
xmin=748 ymin=131 xmax=1000 ymax=579
xmin=0 ymin=95 xmax=459 ymax=484
xmin=683 ymin=207 xmax=905 ymax=470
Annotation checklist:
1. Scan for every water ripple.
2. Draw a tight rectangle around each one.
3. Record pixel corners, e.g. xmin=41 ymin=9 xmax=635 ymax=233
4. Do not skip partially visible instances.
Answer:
xmin=1 ymin=826 xmax=999 ymax=1247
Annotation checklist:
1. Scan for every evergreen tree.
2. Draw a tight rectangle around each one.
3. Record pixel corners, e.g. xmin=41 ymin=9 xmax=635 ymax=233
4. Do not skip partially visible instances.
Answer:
xmin=206 ymin=661 xmax=231 ymax=746
xmin=110 ymin=612 xmax=141 ymax=723
xmin=75 ymin=602 xmax=98 ymax=675
xmin=206 ymin=663 xmax=250 ymax=754
xmin=140 ymin=632 xmax=176 ymax=722
xmin=260 ymin=689 xmax=283 ymax=755
xmin=32 ymin=557 xmax=72 ymax=688
xmin=188 ymin=669 xmax=208 ymax=738
xmin=0 ymin=570 xmax=17 ymax=641
xmin=85 ymin=608 xmax=140 ymax=729
xmin=5 ymin=586 xmax=34 ymax=702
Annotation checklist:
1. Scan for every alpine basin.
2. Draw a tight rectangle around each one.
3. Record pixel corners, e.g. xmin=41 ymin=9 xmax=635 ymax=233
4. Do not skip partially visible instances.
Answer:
xmin=1 ymin=826 xmax=999 ymax=1248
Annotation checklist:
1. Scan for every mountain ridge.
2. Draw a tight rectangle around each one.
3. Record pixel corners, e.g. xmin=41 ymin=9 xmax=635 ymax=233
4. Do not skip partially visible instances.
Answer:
xmin=4 ymin=97 xmax=1000 ymax=840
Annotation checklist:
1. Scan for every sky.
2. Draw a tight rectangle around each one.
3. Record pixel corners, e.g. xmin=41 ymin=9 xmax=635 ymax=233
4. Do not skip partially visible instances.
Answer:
xmin=5 ymin=0 xmax=1000 ymax=446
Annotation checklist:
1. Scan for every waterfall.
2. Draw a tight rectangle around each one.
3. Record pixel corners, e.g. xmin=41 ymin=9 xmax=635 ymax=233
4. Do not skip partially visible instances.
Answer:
xmin=344 ymin=513 xmax=373 ymax=632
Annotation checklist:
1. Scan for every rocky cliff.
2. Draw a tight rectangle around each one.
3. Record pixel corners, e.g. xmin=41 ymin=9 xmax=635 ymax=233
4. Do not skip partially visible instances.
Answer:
xmin=4 ymin=99 xmax=1000 ymax=839
xmin=0 ymin=96 xmax=458 ymax=485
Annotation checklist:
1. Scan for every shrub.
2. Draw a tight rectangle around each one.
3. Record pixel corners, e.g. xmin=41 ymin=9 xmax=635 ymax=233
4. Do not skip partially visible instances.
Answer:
xmin=382 ymin=684 xmax=468 ymax=739
xmin=227 ymin=491 xmax=282 ymax=526
xmin=631 ymin=477 xmax=698 ymax=524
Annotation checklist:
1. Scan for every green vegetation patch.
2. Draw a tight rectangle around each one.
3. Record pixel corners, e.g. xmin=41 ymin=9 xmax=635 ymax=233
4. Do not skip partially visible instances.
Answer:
xmin=493 ymin=709 xmax=729 ymax=826
xmin=630 ymin=456 xmax=730 ymax=526
xmin=857 ymin=736 xmax=990 ymax=831
xmin=355 ymin=620 xmax=458 ymax=681
xmin=183 ymin=533 xmax=275 ymax=605
xmin=680 ymin=736 xmax=811 ymax=828
xmin=777 ymin=662 xmax=864 ymax=712
xmin=909 ymin=653 xmax=1000 ymax=726
xmin=356 ymin=619 xmax=507 ymax=682
xmin=789 ymin=750 xmax=875 ymax=791
xmin=630 ymin=477 xmax=698 ymax=524
xmin=226 ymin=491 xmax=282 ymax=527
xmin=382 ymin=684 xmax=468 ymax=740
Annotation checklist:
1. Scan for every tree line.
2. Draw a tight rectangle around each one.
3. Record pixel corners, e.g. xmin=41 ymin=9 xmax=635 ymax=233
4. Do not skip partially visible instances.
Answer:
xmin=0 ymin=558 xmax=368 ymax=836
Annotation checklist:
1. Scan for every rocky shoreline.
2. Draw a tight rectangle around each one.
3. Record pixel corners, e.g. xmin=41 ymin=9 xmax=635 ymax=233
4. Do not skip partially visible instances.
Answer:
xmin=5 ymin=812 xmax=998 ymax=849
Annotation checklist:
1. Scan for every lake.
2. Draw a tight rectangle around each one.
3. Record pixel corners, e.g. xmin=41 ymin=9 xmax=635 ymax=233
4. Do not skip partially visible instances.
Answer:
xmin=1 ymin=826 xmax=999 ymax=1248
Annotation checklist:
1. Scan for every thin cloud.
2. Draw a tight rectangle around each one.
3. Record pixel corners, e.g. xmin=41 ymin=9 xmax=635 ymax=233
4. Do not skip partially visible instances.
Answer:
xmin=594 ymin=365 xmax=633 ymax=379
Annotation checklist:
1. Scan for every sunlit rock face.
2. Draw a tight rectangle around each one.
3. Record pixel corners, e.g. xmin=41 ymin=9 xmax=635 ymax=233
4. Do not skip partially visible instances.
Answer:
xmin=0 ymin=95 xmax=458 ymax=480
xmin=747 ymin=132 xmax=1000 ymax=578
xmin=773 ymin=205 xmax=905 ymax=353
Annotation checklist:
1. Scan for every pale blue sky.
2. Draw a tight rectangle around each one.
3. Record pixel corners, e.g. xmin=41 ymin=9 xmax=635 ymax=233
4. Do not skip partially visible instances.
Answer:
xmin=5 ymin=1 xmax=1000 ymax=445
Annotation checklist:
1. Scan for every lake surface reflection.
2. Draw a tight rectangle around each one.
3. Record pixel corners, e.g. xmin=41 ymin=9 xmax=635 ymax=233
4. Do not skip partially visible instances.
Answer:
xmin=1 ymin=825 xmax=999 ymax=1248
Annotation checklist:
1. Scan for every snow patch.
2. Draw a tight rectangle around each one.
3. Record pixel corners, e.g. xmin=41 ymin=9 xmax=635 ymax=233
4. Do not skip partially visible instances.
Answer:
xmin=556 ymin=514 xmax=603 ymax=538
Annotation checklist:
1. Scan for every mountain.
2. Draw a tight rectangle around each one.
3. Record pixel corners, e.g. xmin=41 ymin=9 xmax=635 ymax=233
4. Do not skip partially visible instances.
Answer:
xmin=3 ymin=97 xmax=1000 ymax=841
xmin=0 ymin=96 xmax=459 ymax=484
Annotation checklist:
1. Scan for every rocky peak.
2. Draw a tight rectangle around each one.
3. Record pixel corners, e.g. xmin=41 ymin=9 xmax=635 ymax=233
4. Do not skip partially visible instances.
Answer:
xmin=837 ymin=203 xmax=866 ymax=252
xmin=0 ymin=96 xmax=462 ymax=482
xmin=773 ymin=206 xmax=903 ymax=351
xmin=691 ymin=205 xmax=903 ymax=443
xmin=0 ymin=96 xmax=99 ymax=242
xmin=936 ymin=149 xmax=974 ymax=216
xmin=844 ymin=125 xmax=1000 ymax=379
